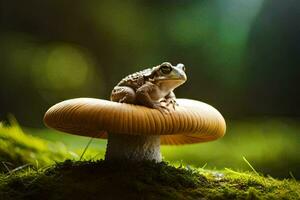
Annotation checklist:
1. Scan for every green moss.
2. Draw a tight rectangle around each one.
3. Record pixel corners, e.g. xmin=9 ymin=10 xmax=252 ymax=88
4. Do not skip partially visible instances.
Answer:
xmin=0 ymin=160 xmax=299 ymax=200
xmin=0 ymin=118 xmax=73 ymax=172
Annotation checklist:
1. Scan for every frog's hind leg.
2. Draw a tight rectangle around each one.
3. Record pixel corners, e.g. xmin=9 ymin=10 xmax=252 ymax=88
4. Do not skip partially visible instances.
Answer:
xmin=110 ymin=86 xmax=136 ymax=104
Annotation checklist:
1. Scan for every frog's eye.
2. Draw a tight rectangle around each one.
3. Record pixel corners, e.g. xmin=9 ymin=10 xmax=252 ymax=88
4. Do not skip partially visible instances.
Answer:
xmin=160 ymin=65 xmax=172 ymax=74
xmin=181 ymin=66 xmax=186 ymax=71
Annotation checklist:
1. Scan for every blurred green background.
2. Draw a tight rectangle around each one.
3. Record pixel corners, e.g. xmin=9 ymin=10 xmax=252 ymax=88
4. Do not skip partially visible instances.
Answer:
xmin=0 ymin=0 xmax=299 ymax=179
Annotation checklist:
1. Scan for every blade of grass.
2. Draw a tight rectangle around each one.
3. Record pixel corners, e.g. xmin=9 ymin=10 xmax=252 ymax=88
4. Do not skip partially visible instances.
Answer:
xmin=1 ymin=162 xmax=11 ymax=174
xmin=289 ymin=171 xmax=296 ymax=181
xmin=10 ymin=164 xmax=32 ymax=174
xmin=79 ymin=136 xmax=95 ymax=161
xmin=242 ymin=156 xmax=259 ymax=175
xmin=201 ymin=163 xmax=207 ymax=169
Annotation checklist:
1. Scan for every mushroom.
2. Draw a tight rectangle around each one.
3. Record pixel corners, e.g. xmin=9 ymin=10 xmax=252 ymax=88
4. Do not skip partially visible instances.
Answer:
xmin=44 ymin=98 xmax=226 ymax=162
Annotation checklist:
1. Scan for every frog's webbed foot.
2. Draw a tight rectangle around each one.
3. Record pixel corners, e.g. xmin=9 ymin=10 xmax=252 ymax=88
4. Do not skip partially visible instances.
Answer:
xmin=153 ymin=102 xmax=171 ymax=114
xmin=161 ymin=98 xmax=178 ymax=110
xmin=118 ymin=96 xmax=128 ymax=103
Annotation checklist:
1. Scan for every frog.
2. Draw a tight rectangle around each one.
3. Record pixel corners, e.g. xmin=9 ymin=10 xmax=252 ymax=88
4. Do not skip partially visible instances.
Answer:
xmin=110 ymin=62 xmax=187 ymax=113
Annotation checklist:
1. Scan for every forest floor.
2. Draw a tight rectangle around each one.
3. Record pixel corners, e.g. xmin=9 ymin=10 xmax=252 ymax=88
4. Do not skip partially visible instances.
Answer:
xmin=0 ymin=160 xmax=299 ymax=200
xmin=1 ymin=118 xmax=300 ymax=199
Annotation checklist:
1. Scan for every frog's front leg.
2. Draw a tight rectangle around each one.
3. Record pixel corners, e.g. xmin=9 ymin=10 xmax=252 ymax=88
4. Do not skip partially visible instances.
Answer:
xmin=110 ymin=86 xmax=136 ymax=104
xmin=163 ymin=91 xmax=178 ymax=110
xmin=136 ymin=82 xmax=170 ymax=113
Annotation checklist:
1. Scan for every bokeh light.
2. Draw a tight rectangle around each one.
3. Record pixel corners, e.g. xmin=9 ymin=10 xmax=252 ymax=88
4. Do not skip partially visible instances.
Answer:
xmin=31 ymin=44 xmax=93 ymax=91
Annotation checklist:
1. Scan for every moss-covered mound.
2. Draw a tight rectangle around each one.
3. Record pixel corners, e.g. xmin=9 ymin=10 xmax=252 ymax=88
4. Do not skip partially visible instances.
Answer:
xmin=0 ymin=160 xmax=299 ymax=200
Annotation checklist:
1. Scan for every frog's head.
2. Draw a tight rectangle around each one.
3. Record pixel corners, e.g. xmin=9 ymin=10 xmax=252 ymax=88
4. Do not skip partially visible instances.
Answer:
xmin=151 ymin=62 xmax=187 ymax=87
xmin=153 ymin=62 xmax=187 ymax=81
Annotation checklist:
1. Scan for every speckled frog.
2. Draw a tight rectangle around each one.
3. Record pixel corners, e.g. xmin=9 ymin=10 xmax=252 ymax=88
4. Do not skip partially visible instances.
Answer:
xmin=110 ymin=62 xmax=187 ymax=113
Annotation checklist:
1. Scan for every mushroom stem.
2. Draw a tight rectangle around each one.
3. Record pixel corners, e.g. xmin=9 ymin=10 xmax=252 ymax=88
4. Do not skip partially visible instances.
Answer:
xmin=105 ymin=133 xmax=162 ymax=162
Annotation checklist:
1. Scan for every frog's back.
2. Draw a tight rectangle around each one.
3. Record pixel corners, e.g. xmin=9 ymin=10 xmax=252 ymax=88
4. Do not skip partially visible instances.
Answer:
xmin=117 ymin=68 xmax=152 ymax=90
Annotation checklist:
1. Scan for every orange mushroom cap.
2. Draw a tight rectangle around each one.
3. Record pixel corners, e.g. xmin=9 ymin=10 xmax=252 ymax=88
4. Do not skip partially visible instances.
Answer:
xmin=44 ymin=98 xmax=226 ymax=145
